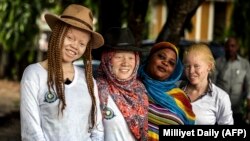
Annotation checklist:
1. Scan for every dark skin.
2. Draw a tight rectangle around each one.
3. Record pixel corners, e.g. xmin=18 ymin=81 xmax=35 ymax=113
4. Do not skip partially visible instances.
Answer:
xmin=145 ymin=48 xmax=177 ymax=81
xmin=225 ymin=37 xmax=250 ymax=122
xmin=225 ymin=37 xmax=239 ymax=61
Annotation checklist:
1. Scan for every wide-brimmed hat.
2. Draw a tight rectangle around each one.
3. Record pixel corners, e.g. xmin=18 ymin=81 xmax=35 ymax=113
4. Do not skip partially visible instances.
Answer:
xmin=104 ymin=27 xmax=145 ymax=52
xmin=44 ymin=4 xmax=104 ymax=49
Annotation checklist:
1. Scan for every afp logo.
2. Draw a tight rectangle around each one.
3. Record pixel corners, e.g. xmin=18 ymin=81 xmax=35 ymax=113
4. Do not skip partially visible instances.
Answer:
xmin=222 ymin=128 xmax=247 ymax=139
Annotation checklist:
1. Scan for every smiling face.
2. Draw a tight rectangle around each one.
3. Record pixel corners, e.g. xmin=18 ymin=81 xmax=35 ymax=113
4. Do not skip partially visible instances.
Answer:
xmin=111 ymin=50 xmax=136 ymax=80
xmin=146 ymin=48 xmax=177 ymax=81
xmin=183 ymin=51 xmax=211 ymax=86
xmin=62 ymin=27 xmax=91 ymax=63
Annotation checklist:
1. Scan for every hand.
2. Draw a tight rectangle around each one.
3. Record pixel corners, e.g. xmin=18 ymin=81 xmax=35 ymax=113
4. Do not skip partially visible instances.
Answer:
xmin=245 ymin=111 xmax=250 ymax=124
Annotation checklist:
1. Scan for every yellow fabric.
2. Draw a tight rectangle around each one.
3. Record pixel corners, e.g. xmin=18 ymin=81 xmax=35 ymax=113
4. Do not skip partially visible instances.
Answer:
xmin=168 ymin=88 xmax=196 ymax=121
xmin=148 ymin=130 xmax=159 ymax=141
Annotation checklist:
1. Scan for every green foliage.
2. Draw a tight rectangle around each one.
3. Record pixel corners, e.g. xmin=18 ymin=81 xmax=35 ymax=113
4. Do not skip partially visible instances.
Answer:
xmin=0 ymin=0 xmax=55 ymax=60
xmin=0 ymin=0 xmax=101 ymax=79
xmin=0 ymin=0 xmax=57 ymax=79
xmin=230 ymin=0 xmax=250 ymax=57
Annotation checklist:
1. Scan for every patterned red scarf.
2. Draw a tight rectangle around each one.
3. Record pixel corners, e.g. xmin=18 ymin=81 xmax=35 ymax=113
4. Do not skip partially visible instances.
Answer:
xmin=96 ymin=49 xmax=148 ymax=141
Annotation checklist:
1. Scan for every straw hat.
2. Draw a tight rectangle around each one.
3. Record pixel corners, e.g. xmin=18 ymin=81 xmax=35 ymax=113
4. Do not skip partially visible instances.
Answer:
xmin=44 ymin=4 xmax=104 ymax=49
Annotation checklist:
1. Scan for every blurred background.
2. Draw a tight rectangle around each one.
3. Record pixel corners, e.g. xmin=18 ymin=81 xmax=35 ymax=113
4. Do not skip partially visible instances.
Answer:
xmin=0 ymin=0 xmax=250 ymax=140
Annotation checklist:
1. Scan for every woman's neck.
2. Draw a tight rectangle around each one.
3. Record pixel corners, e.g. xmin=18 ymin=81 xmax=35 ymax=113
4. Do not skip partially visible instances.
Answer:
xmin=62 ymin=62 xmax=75 ymax=82
xmin=39 ymin=60 xmax=75 ymax=82
xmin=186 ymin=80 xmax=208 ymax=102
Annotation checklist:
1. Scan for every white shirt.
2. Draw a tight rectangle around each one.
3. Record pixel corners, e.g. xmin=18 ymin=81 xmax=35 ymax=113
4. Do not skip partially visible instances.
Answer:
xmin=20 ymin=63 xmax=104 ymax=141
xmin=180 ymin=81 xmax=234 ymax=125
xmin=214 ymin=55 xmax=250 ymax=113
xmin=181 ymin=82 xmax=234 ymax=125
xmin=103 ymin=95 xmax=136 ymax=141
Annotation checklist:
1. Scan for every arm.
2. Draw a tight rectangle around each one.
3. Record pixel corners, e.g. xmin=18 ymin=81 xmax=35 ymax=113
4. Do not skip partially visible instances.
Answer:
xmin=90 ymin=80 xmax=104 ymax=141
xmin=217 ymin=93 xmax=234 ymax=125
xmin=20 ymin=71 xmax=46 ymax=141
xmin=244 ymin=60 xmax=250 ymax=123
xmin=246 ymin=99 xmax=250 ymax=124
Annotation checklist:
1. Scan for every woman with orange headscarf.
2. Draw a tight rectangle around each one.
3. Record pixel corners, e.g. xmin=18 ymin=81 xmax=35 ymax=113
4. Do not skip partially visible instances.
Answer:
xmin=138 ymin=42 xmax=195 ymax=141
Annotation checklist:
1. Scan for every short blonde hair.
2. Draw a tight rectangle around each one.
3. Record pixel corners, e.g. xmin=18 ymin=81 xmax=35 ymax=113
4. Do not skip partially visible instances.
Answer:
xmin=183 ymin=43 xmax=215 ymax=74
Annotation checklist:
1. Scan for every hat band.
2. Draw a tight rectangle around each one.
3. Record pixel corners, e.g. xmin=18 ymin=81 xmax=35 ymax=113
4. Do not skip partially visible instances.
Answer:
xmin=61 ymin=15 xmax=93 ymax=30
xmin=117 ymin=43 xmax=134 ymax=46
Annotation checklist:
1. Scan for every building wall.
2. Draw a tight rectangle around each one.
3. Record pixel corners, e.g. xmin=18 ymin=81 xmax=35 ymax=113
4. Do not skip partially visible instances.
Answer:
xmin=148 ymin=0 xmax=166 ymax=40
xmin=186 ymin=1 xmax=213 ymax=42
xmin=186 ymin=1 xmax=233 ymax=42
xmin=149 ymin=0 xmax=233 ymax=43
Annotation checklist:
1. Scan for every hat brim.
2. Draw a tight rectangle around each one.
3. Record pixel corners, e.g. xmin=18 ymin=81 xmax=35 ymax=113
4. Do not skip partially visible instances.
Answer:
xmin=106 ymin=45 xmax=146 ymax=52
xmin=45 ymin=13 xmax=104 ymax=49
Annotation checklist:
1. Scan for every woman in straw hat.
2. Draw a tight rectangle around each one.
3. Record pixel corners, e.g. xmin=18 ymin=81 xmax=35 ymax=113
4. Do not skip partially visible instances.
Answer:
xmin=138 ymin=42 xmax=195 ymax=141
xmin=96 ymin=27 xmax=148 ymax=141
xmin=20 ymin=4 xmax=104 ymax=141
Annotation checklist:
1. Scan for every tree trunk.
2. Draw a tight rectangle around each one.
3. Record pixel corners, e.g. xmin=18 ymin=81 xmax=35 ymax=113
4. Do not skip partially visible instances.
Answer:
xmin=0 ymin=48 xmax=8 ymax=78
xmin=127 ymin=0 xmax=149 ymax=48
xmin=98 ymin=0 xmax=123 ymax=34
xmin=156 ymin=0 xmax=205 ymax=45
xmin=93 ymin=0 xmax=124 ymax=60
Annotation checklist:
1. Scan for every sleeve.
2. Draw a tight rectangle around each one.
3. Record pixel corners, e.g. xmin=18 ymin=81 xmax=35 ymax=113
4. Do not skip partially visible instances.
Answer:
xmin=90 ymin=79 xmax=104 ymax=141
xmin=20 ymin=68 xmax=46 ymax=141
xmin=217 ymin=92 xmax=234 ymax=125
xmin=244 ymin=60 xmax=250 ymax=112
xmin=244 ymin=60 xmax=250 ymax=99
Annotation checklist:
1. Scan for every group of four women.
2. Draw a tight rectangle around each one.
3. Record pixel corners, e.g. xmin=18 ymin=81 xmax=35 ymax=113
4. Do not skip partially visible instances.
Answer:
xmin=20 ymin=4 xmax=233 ymax=141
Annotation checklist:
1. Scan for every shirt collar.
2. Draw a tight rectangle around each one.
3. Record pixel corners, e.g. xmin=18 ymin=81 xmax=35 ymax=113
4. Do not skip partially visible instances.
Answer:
xmin=205 ymin=78 xmax=213 ymax=96
xmin=182 ymin=78 xmax=213 ymax=97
